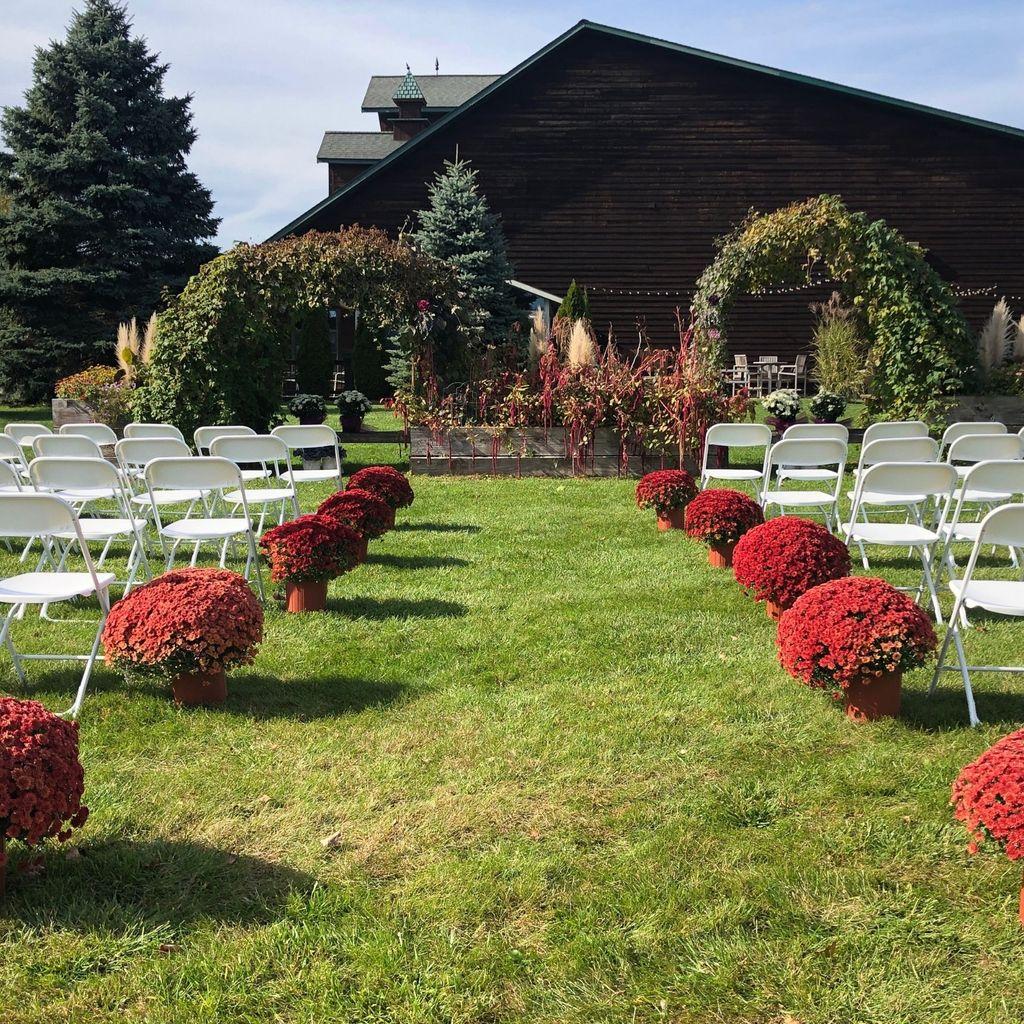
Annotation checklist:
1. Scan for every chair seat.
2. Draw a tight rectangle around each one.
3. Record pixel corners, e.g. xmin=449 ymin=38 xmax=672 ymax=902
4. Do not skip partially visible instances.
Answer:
xmin=951 ymin=487 xmax=1014 ymax=504
xmin=939 ymin=521 xmax=983 ymax=542
xmin=949 ymin=579 xmax=1024 ymax=616
xmin=160 ymin=518 xmax=251 ymax=541
xmin=842 ymin=522 xmax=939 ymax=546
xmin=51 ymin=486 xmax=119 ymax=503
xmin=763 ymin=489 xmax=836 ymax=507
xmin=777 ymin=468 xmax=839 ymax=482
xmin=284 ymin=469 xmax=340 ymax=483
xmin=846 ymin=490 xmax=928 ymax=505
xmin=223 ymin=487 xmax=295 ymax=506
xmin=56 ymin=518 xmax=148 ymax=541
xmin=132 ymin=488 xmax=205 ymax=507
xmin=0 ymin=571 xmax=115 ymax=604
xmin=705 ymin=468 xmax=763 ymax=481
xmin=240 ymin=468 xmax=271 ymax=482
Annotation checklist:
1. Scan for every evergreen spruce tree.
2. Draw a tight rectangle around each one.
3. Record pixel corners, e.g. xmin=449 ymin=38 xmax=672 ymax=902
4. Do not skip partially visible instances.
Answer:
xmin=0 ymin=0 xmax=218 ymax=400
xmin=556 ymin=279 xmax=591 ymax=322
xmin=414 ymin=158 xmax=521 ymax=343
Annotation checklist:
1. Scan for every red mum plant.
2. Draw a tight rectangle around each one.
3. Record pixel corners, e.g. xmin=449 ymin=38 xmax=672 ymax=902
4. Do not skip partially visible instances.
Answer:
xmin=317 ymin=488 xmax=395 ymax=539
xmin=635 ymin=469 xmax=697 ymax=530
xmin=683 ymin=488 xmax=764 ymax=566
xmin=102 ymin=568 xmax=263 ymax=704
xmin=951 ymin=729 xmax=1024 ymax=925
xmin=777 ymin=576 xmax=937 ymax=721
xmin=733 ymin=516 xmax=851 ymax=619
xmin=347 ymin=466 xmax=414 ymax=510
xmin=0 ymin=697 xmax=88 ymax=887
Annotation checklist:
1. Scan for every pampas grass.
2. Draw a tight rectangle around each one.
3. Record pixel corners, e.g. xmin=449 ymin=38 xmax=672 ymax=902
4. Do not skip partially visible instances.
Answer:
xmin=567 ymin=318 xmax=597 ymax=368
xmin=1014 ymin=315 xmax=1024 ymax=363
xmin=115 ymin=313 xmax=157 ymax=383
xmin=528 ymin=307 xmax=549 ymax=364
xmin=978 ymin=298 xmax=1014 ymax=372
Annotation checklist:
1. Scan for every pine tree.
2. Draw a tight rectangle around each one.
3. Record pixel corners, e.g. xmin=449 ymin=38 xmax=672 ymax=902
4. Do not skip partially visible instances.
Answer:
xmin=0 ymin=0 xmax=218 ymax=401
xmin=414 ymin=158 xmax=521 ymax=342
xmin=556 ymin=279 xmax=590 ymax=322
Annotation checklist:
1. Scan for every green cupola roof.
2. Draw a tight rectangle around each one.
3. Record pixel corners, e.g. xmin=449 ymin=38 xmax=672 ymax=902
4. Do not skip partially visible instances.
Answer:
xmin=393 ymin=67 xmax=425 ymax=102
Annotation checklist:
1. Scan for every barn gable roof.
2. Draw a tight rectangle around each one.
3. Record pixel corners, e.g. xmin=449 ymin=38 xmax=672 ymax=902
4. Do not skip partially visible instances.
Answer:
xmin=270 ymin=19 xmax=1024 ymax=242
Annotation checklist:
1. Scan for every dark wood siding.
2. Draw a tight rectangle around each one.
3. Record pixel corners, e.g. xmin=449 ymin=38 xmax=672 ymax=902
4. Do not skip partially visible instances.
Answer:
xmin=297 ymin=28 xmax=1024 ymax=360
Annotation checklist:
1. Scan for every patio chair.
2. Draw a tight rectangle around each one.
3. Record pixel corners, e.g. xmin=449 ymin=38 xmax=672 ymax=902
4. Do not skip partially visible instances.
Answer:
xmin=33 ymin=434 xmax=103 ymax=460
xmin=271 ymin=424 xmax=345 ymax=489
xmin=776 ymin=354 xmax=808 ymax=393
xmin=722 ymin=355 xmax=751 ymax=397
xmin=699 ymin=423 xmax=773 ymax=494
xmin=842 ymin=462 xmax=958 ymax=619
xmin=760 ymin=438 xmax=847 ymax=530
xmin=123 ymin=422 xmax=185 ymax=441
xmin=940 ymin=421 xmax=1007 ymax=457
xmin=59 ymin=422 xmax=118 ymax=446
xmin=329 ymin=370 xmax=347 ymax=398
xmin=929 ymin=503 xmax=1024 ymax=726
xmin=861 ymin=420 xmax=929 ymax=446
xmin=0 ymin=493 xmax=114 ymax=719
xmin=209 ymin=434 xmax=299 ymax=532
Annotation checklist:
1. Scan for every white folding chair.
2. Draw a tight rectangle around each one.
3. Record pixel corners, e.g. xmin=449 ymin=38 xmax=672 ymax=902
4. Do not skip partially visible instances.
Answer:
xmin=847 ymin=437 xmax=940 ymax=527
xmin=271 ymin=424 xmax=345 ymax=488
xmin=0 ymin=461 xmax=22 ymax=494
xmin=930 ymin=504 xmax=1024 ymax=726
xmin=940 ymin=421 xmax=1007 ymax=457
xmin=144 ymin=457 xmax=265 ymax=600
xmin=861 ymin=421 xmax=929 ymax=446
xmin=59 ymin=422 xmax=118 ymax=446
xmin=194 ymin=424 xmax=256 ymax=453
xmin=209 ymin=434 xmax=299 ymax=532
xmin=699 ymin=423 xmax=772 ymax=493
xmin=777 ymin=423 xmax=848 ymax=483
xmin=124 ymin=422 xmax=185 ymax=441
xmin=5 ymin=423 xmax=52 ymax=458
xmin=115 ymin=437 xmax=202 ymax=520
xmin=33 ymin=434 xmax=103 ymax=460
xmin=0 ymin=494 xmax=114 ymax=718
xmin=0 ymin=435 xmax=31 ymax=479
xmin=760 ymin=438 xmax=847 ymax=529
xmin=946 ymin=433 xmax=1023 ymax=481
xmin=29 ymin=458 xmax=151 ymax=596
xmin=843 ymin=462 xmax=958 ymax=619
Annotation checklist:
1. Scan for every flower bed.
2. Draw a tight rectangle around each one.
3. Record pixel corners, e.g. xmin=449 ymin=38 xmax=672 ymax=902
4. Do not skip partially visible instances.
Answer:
xmin=636 ymin=469 xmax=696 ymax=529
xmin=733 ymin=516 xmax=850 ymax=617
xmin=684 ymin=488 xmax=764 ymax=566
xmin=347 ymin=466 xmax=414 ymax=510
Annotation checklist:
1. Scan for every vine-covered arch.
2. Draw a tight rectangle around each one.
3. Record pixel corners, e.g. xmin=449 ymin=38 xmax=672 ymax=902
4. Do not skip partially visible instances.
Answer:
xmin=134 ymin=228 xmax=466 ymax=435
xmin=691 ymin=195 xmax=976 ymax=420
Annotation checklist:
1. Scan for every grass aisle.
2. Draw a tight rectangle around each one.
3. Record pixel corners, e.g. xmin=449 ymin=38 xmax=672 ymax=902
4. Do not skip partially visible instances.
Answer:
xmin=0 ymin=424 xmax=1022 ymax=1021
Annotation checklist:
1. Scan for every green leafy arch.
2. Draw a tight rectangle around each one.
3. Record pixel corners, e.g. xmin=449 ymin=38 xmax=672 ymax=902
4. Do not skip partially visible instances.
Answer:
xmin=691 ymin=195 xmax=976 ymax=419
xmin=134 ymin=228 xmax=466 ymax=435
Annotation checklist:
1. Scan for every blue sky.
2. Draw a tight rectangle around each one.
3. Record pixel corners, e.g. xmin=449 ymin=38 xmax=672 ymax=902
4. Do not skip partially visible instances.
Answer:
xmin=3 ymin=1 xmax=1023 ymax=249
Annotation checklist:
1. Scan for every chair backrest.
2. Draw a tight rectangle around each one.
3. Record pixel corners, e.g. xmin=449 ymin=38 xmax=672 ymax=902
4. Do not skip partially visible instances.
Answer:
xmin=271 ymin=424 xmax=340 ymax=450
xmin=33 ymin=434 xmax=103 ymax=459
xmin=4 ymin=422 xmax=52 ymax=445
xmin=760 ymin=355 xmax=778 ymax=364
xmin=0 ymin=461 xmax=22 ymax=491
xmin=704 ymin=422 xmax=773 ymax=450
xmin=767 ymin=438 xmax=847 ymax=470
xmin=29 ymin=456 xmax=127 ymax=502
xmin=794 ymin=354 xmax=807 ymax=370
xmin=194 ymin=424 xmax=256 ymax=451
xmin=858 ymin=436 xmax=939 ymax=469
xmin=857 ymin=461 xmax=958 ymax=501
xmin=59 ymin=422 xmax=118 ymax=445
xmin=862 ymin=421 xmax=929 ymax=445
xmin=941 ymin=421 xmax=1007 ymax=450
xmin=115 ymin=437 xmax=191 ymax=472
xmin=948 ymin=461 xmax=1024 ymax=531
xmin=145 ymin=455 xmax=243 ymax=494
xmin=210 ymin=434 xmax=290 ymax=467
xmin=734 ymin=354 xmax=748 ymax=368
xmin=0 ymin=435 xmax=28 ymax=468
xmin=0 ymin=492 xmax=79 ymax=537
xmin=947 ymin=433 xmax=1023 ymax=465
xmin=974 ymin=503 xmax=1024 ymax=550
xmin=783 ymin=423 xmax=849 ymax=442
xmin=124 ymin=422 xmax=185 ymax=441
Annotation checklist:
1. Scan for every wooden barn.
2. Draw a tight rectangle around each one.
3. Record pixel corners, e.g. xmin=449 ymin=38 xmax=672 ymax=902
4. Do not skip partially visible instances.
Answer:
xmin=272 ymin=19 xmax=1024 ymax=366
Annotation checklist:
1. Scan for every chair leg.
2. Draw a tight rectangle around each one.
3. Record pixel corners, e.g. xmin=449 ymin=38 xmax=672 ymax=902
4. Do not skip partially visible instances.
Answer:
xmin=950 ymin=626 xmax=981 ymax=727
xmin=919 ymin=546 xmax=942 ymax=621
xmin=63 ymin=607 xmax=107 ymax=721
xmin=0 ymin=604 xmax=27 ymax=685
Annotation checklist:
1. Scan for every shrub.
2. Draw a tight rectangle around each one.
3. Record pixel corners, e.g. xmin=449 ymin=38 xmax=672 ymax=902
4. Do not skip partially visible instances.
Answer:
xmin=952 ymin=729 xmax=1024 ymax=859
xmin=809 ymin=293 xmax=870 ymax=400
xmin=337 ymin=390 xmax=372 ymax=420
xmin=317 ymin=488 xmax=394 ymax=539
xmin=102 ymin=568 xmax=262 ymax=680
xmin=777 ymin=576 xmax=936 ymax=691
xmin=684 ymin=489 xmax=764 ymax=547
xmin=259 ymin=514 xmax=363 ymax=584
xmin=347 ymin=466 xmax=414 ymax=510
xmin=0 ymin=697 xmax=88 ymax=863
xmin=762 ymin=389 xmax=801 ymax=422
xmin=635 ymin=470 xmax=697 ymax=516
xmin=288 ymin=393 xmax=326 ymax=421
xmin=809 ymin=390 xmax=847 ymax=422
xmin=733 ymin=516 xmax=851 ymax=609
xmin=54 ymin=364 xmax=134 ymax=429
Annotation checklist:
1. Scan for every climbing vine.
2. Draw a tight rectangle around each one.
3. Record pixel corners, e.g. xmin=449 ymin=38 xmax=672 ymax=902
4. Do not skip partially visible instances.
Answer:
xmin=691 ymin=195 xmax=976 ymax=421
xmin=134 ymin=228 xmax=471 ymax=435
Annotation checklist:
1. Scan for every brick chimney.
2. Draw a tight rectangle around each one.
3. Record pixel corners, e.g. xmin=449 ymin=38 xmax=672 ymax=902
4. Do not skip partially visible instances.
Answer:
xmin=391 ymin=67 xmax=428 ymax=141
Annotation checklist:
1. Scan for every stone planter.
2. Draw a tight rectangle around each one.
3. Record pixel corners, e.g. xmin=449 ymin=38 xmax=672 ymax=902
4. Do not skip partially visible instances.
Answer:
xmin=51 ymin=398 xmax=94 ymax=429
xmin=946 ymin=394 xmax=1024 ymax=428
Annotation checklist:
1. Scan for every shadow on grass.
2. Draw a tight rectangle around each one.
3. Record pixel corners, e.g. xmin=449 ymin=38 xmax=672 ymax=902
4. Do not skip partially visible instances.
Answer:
xmin=393 ymin=522 xmax=481 ymax=535
xmin=327 ymin=596 xmax=466 ymax=620
xmin=365 ymin=552 xmax=470 ymax=569
xmin=900 ymin=683 xmax=1024 ymax=732
xmin=2 ymin=838 xmax=315 ymax=931
xmin=226 ymin=674 xmax=410 ymax=720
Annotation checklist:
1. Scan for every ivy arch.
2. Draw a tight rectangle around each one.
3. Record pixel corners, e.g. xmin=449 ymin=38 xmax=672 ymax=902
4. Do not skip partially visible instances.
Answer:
xmin=691 ymin=195 xmax=976 ymax=420
xmin=134 ymin=228 xmax=467 ymax=436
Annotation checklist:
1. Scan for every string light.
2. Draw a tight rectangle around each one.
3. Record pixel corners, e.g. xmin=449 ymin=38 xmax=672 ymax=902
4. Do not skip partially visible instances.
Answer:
xmin=586 ymin=281 xmax=1024 ymax=303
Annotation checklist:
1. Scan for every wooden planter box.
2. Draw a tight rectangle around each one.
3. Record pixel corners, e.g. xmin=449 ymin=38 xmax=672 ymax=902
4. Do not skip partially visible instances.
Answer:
xmin=51 ymin=398 xmax=94 ymax=429
xmin=946 ymin=395 xmax=1024 ymax=428
xmin=410 ymin=426 xmax=688 ymax=477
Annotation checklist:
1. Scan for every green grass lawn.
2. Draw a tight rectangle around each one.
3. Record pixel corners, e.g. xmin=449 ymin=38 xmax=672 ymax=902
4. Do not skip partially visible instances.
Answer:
xmin=1 ymin=408 xmax=1023 ymax=1023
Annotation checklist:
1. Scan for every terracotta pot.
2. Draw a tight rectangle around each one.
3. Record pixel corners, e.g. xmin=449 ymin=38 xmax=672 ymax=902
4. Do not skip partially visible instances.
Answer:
xmin=707 ymin=542 xmax=736 ymax=568
xmin=298 ymin=413 xmax=326 ymax=426
xmin=171 ymin=669 xmax=227 ymax=707
xmin=656 ymin=508 xmax=685 ymax=531
xmin=765 ymin=599 xmax=786 ymax=622
xmin=356 ymin=534 xmax=369 ymax=562
xmin=843 ymin=670 xmax=902 ymax=722
xmin=340 ymin=414 xmax=364 ymax=433
xmin=286 ymin=579 xmax=328 ymax=613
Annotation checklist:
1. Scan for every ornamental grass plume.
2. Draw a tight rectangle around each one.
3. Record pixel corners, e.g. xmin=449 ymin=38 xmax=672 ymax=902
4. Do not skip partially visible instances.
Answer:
xmin=528 ymin=307 xmax=549 ymax=364
xmin=978 ymin=298 xmax=1014 ymax=372
xmin=567 ymin=318 xmax=597 ymax=368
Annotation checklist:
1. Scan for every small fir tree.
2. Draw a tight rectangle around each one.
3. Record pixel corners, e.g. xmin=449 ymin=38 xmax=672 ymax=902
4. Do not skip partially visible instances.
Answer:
xmin=414 ymin=158 xmax=520 ymax=342
xmin=556 ymin=279 xmax=591 ymax=322
xmin=0 ymin=0 xmax=218 ymax=400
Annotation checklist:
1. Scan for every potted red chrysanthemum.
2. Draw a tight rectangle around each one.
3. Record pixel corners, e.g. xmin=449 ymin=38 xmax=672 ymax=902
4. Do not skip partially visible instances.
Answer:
xmin=952 ymin=729 xmax=1024 ymax=925
xmin=776 ymin=576 xmax=937 ymax=721
xmin=347 ymin=466 xmax=414 ymax=512
xmin=102 ymin=568 xmax=263 ymax=706
xmin=259 ymin=513 xmax=362 ymax=613
xmin=733 ymin=516 xmax=851 ymax=620
xmin=683 ymin=488 xmax=764 ymax=567
xmin=635 ymin=469 xmax=697 ymax=531
xmin=317 ymin=487 xmax=395 ymax=561
xmin=0 ymin=697 xmax=88 ymax=895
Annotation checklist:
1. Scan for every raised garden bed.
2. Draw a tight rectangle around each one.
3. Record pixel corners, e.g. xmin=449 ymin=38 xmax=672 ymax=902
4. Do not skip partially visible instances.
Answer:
xmin=946 ymin=395 xmax=1024 ymax=429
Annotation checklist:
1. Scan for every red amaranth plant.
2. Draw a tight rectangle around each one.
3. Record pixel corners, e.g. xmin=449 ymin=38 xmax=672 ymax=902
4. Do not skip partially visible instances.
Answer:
xmin=635 ymin=469 xmax=697 ymax=516
xmin=260 ymin=514 xmax=363 ymax=584
xmin=777 ymin=576 xmax=937 ymax=691
xmin=683 ymin=488 xmax=764 ymax=546
xmin=952 ymin=729 xmax=1024 ymax=859
xmin=347 ymin=466 xmax=415 ymax=510
xmin=733 ymin=516 xmax=851 ymax=609
xmin=317 ymin=488 xmax=395 ymax=539
xmin=0 ymin=698 xmax=88 ymax=865
xmin=102 ymin=568 xmax=263 ymax=680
